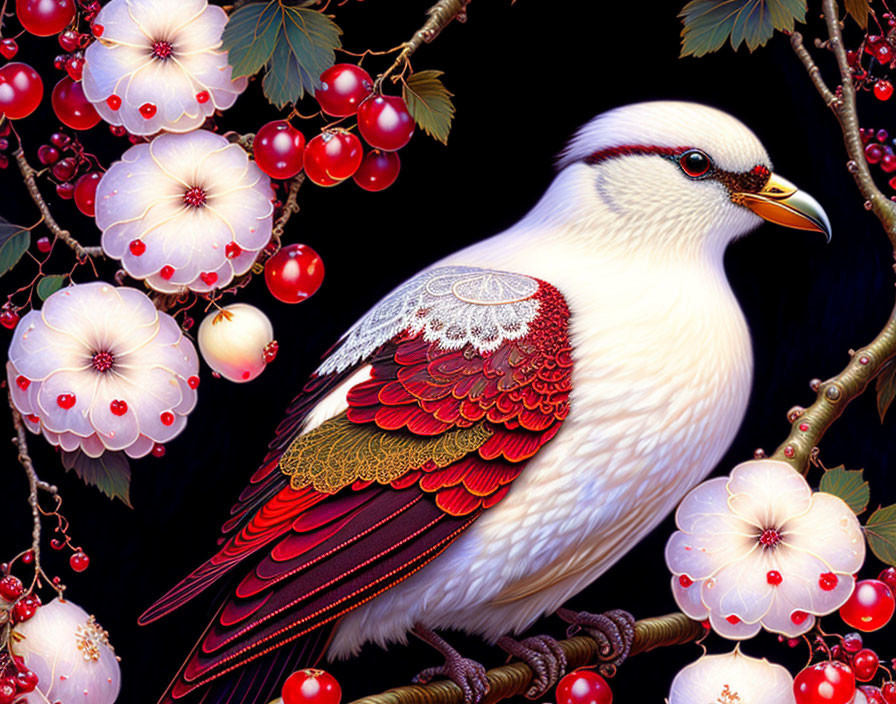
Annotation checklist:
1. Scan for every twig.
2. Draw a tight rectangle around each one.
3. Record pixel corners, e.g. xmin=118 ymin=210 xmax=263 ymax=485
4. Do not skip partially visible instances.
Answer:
xmin=377 ymin=0 xmax=470 ymax=86
xmin=347 ymin=614 xmax=703 ymax=704
xmin=271 ymin=173 xmax=305 ymax=245
xmin=13 ymin=148 xmax=103 ymax=261
xmin=774 ymin=4 xmax=896 ymax=472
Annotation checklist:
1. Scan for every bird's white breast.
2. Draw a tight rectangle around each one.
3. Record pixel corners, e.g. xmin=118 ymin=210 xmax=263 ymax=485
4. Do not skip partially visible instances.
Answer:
xmin=329 ymin=234 xmax=753 ymax=657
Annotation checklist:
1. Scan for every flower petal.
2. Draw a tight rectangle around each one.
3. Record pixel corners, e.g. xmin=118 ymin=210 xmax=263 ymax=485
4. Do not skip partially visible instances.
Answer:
xmin=706 ymin=608 xmax=762 ymax=640
xmin=700 ymin=546 xmax=776 ymax=624
xmin=671 ymin=575 xmax=709 ymax=620
xmin=783 ymin=492 xmax=865 ymax=575
xmin=669 ymin=648 xmax=796 ymax=704
xmin=727 ymin=460 xmax=812 ymax=528
xmin=8 ymin=312 xmax=88 ymax=380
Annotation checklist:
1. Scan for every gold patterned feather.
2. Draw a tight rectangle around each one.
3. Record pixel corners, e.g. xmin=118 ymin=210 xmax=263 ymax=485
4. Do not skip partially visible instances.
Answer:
xmin=279 ymin=414 xmax=493 ymax=493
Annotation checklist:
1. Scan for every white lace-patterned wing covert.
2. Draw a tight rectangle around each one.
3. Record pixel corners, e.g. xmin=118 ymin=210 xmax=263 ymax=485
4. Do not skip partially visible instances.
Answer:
xmin=317 ymin=266 xmax=542 ymax=376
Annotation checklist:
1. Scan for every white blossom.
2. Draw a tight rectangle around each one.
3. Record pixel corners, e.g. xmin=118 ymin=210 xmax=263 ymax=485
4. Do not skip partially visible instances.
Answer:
xmin=668 ymin=646 xmax=795 ymax=704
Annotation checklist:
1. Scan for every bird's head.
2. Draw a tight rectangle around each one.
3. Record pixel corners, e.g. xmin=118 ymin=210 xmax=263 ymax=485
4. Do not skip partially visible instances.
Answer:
xmin=544 ymin=101 xmax=830 ymax=258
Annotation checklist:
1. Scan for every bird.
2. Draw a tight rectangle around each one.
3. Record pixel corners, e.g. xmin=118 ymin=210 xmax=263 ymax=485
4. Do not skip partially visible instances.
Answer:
xmin=141 ymin=101 xmax=831 ymax=704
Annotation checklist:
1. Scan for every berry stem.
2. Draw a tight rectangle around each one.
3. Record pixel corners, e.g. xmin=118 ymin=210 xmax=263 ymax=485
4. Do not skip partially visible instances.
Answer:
xmin=345 ymin=613 xmax=703 ymax=704
xmin=375 ymin=0 xmax=470 ymax=88
xmin=12 ymin=146 xmax=103 ymax=261
xmin=271 ymin=173 xmax=305 ymax=245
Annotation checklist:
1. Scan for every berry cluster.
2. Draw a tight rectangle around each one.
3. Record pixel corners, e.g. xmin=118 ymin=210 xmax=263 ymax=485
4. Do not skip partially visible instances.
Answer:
xmin=36 ymin=130 xmax=102 ymax=213
xmin=0 ymin=575 xmax=40 ymax=624
xmin=845 ymin=17 xmax=896 ymax=101
xmin=792 ymin=571 xmax=896 ymax=704
xmin=253 ymin=63 xmax=411 ymax=193
xmin=0 ymin=651 xmax=39 ymax=704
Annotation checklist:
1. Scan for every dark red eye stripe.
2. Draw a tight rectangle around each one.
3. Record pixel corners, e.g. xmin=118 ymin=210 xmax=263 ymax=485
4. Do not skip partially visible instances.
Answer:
xmin=583 ymin=144 xmax=689 ymax=165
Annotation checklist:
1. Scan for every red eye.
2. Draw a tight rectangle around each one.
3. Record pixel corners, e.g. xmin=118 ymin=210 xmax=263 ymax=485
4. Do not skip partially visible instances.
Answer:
xmin=679 ymin=149 xmax=712 ymax=178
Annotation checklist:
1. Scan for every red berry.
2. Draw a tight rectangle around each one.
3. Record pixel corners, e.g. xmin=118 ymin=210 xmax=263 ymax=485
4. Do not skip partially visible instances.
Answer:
xmin=264 ymin=243 xmax=324 ymax=303
xmin=794 ymin=661 xmax=855 ymax=704
xmin=878 ymin=44 xmax=894 ymax=64
xmin=109 ymin=124 xmax=126 ymax=137
xmin=357 ymin=95 xmax=415 ymax=151
xmin=36 ymin=236 xmax=51 ymax=253
xmin=73 ymin=171 xmax=101 ymax=216
xmin=281 ymin=669 xmax=341 ymax=704
xmin=304 ymin=130 xmax=363 ymax=182
xmin=151 ymin=443 xmax=165 ymax=458
xmin=0 ymin=308 xmax=19 ymax=329
xmin=302 ymin=151 xmax=341 ymax=186
xmin=866 ymin=143 xmax=884 ymax=164
xmin=882 ymin=681 xmax=896 ymax=703
xmin=353 ymin=149 xmax=400 ymax=192
xmin=11 ymin=593 xmax=40 ymax=623
xmin=875 ymin=80 xmax=894 ymax=101
xmin=58 ymin=29 xmax=79 ymax=52
xmin=878 ymin=129 xmax=890 ymax=142
xmin=65 ymin=54 xmax=84 ymax=81
xmin=51 ymin=155 xmax=76 ymax=181
xmin=51 ymin=76 xmax=101 ymax=130
xmin=263 ymin=340 xmax=278 ymax=363
xmin=56 ymin=181 xmax=74 ymax=199
xmin=854 ymin=649 xmax=880 ymax=682
xmin=315 ymin=63 xmax=373 ymax=117
xmin=0 ymin=62 xmax=43 ymax=119
xmin=879 ymin=567 xmax=896 ymax=591
xmin=0 ymin=39 xmax=18 ymax=60
xmin=840 ymin=579 xmax=896 ymax=631
xmin=0 ymin=681 xmax=14 ymax=704
xmin=69 ymin=551 xmax=89 ymax=572
xmin=15 ymin=0 xmax=75 ymax=36
xmin=555 ymin=669 xmax=613 ymax=704
xmin=882 ymin=154 xmax=896 ymax=173
xmin=14 ymin=669 xmax=38 ymax=693
xmin=253 ymin=120 xmax=306 ymax=179
xmin=37 ymin=144 xmax=60 ymax=165
xmin=843 ymin=632 xmax=864 ymax=653
xmin=0 ymin=575 xmax=23 ymax=601
xmin=49 ymin=131 xmax=70 ymax=149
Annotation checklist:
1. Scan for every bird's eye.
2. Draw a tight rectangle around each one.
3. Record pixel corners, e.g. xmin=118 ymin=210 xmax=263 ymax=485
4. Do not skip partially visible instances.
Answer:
xmin=678 ymin=150 xmax=712 ymax=178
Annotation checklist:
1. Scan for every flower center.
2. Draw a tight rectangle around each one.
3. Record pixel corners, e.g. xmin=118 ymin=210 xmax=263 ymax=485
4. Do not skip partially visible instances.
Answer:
xmin=151 ymin=40 xmax=173 ymax=60
xmin=758 ymin=528 xmax=781 ymax=548
xmin=92 ymin=350 xmax=114 ymax=372
xmin=183 ymin=186 xmax=207 ymax=207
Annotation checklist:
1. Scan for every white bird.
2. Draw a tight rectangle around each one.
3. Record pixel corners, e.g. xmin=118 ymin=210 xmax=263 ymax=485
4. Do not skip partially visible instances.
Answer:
xmin=145 ymin=101 xmax=831 ymax=704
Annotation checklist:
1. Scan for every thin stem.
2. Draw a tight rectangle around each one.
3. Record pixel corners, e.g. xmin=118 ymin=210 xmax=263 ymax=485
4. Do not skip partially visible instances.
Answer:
xmin=376 ymin=0 xmax=470 ymax=87
xmin=13 ymin=148 xmax=103 ymax=261
xmin=271 ymin=173 xmax=305 ymax=246
xmin=346 ymin=613 xmax=702 ymax=704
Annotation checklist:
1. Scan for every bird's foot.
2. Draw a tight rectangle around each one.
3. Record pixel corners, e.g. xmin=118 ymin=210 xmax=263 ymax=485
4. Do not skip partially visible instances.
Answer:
xmin=496 ymin=634 xmax=567 ymax=699
xmin=556 ymin=608 xmax=635 ymax=676
xmin=411 ymin=624 xmax=489 ymax=704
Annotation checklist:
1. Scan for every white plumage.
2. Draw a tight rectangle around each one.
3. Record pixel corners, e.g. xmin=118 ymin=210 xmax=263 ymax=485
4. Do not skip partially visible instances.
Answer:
xmin=296 ymin=102 xmax=821 ymax=658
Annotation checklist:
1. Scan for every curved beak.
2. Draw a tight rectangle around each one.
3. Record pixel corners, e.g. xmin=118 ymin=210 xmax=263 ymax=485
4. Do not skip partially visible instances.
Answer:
xmin=733 ymin=173 xmax=832 ymax=242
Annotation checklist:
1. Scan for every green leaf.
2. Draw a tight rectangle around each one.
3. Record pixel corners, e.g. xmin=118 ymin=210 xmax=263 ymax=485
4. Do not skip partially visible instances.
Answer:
xmin=877 ymin=361 xmax=896 ymax=422
xmin=865 ymin=504 xmax=896 ymax=566
xmin=61 ymin=449 xmax=132 ymax=508
xmin=221 ymin=1 xmax=282 ymax=78
xmin=36 ymin=274 xmax=66 ymax=300
xmin=221 ymin=1 xmax=342 ymax=108
xmin=679 ymin=0 xmax=807 ymax=58
xmin=0 ymin=217 xmax=30 ymax=277
xmin=403 ymin=70 xmax=455 ymax=145
xmin=845 ymin=0 xmax=871 ymax=28
xmin=819 ymin=465 xmax=870 ymax=515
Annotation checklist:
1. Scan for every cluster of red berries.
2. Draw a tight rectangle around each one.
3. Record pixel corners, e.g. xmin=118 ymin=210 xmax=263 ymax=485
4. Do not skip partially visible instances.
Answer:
xmin=253 ymin=63 xmax=412 ymax=192
xmin=846 ymin=19 xmax=896 ymax=101
xmin=36 ymin=131 xmax=102 ymax=214
xmin=0 ymin=575 xmax=40 ymax=624
xmin=0 ymin=652 xmax=39 ymax=704
xmin=791 ymin=570 xmax=896 ymax=704
xmin=555 ymin=669 xmax=612 ymax=704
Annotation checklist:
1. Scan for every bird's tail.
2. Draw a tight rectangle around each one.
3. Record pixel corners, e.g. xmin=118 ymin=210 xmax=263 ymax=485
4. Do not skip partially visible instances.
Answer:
xmin=160 ymin=622 xmax=335 ymax=704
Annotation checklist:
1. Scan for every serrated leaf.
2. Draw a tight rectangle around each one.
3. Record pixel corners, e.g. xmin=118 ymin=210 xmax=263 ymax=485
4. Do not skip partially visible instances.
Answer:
xmin=221 ymin=1 xmax=282 ymax=78
xmin=845 ymin=0 xmax=871 ymax=28
xmin=0 ymin=218 xmax=30 ymax=277
xmin=36 ymin=274 xmax=66 ymax=300
xmin=865 ymin=504 xmax=896 ymax=566
xmin=819 ymin=465 xmax=870 ymax=515
xmin=877 ymin=361 xmax=896 ymax=422
xmin=403 ymin=70 xmax=455 ymax=145
xmin=61 ymin=449 xmax=132 ymax=508
xmin=679 ymin=0 xmax=807 ymax=58
xmin=222 ymin=1 xmax=342 ymax=108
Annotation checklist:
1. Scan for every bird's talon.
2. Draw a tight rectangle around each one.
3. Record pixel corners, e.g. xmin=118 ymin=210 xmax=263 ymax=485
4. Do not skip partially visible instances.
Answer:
xmin=497 ymin=634 xmax=567 ymax=700
xmin=557 ymin=608 xmax=635 ymax=670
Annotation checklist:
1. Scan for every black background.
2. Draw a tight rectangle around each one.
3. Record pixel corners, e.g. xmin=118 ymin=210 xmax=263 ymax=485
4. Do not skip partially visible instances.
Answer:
xmin=3 ymin=2 xmax=896 ymax=702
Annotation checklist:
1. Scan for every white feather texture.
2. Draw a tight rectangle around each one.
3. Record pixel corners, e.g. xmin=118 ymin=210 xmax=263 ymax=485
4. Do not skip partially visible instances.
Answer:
xmin=322 ymin=102 xmax=779 ymax=656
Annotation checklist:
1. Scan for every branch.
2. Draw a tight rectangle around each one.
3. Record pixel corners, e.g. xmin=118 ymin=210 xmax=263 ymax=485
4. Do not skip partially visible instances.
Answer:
xmin=346 ymin=614 xmax=703 ymax=704
xmin=271 ymin=173 xmax=305 ymax=246
xmin=13 ymin=148 xmax=104 ymax=261
xmin=377 ymin=0 xmax=470 ymax=85
xmin=775 ymin=3 xmax=896 ymax=472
